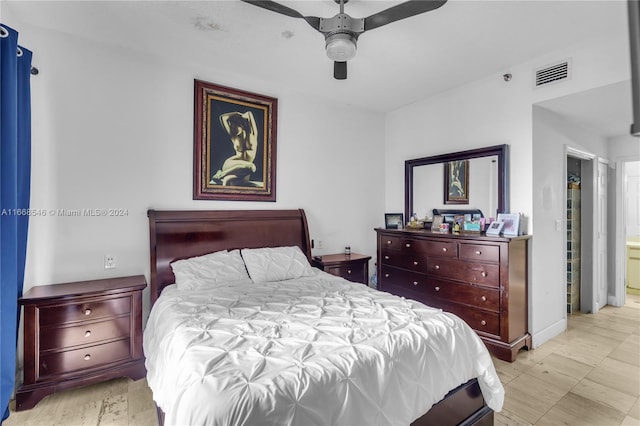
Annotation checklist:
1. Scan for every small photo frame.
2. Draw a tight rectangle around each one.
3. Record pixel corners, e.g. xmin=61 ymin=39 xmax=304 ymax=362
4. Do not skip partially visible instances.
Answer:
xmin=385 ymin=213 xmax=404 ymax=229
xmin=486 ymin=221 xmax=504 ymax=235
xmin=431 ymin=215 xmax=444 ymax=233
xmin=497 ymin=213 xmax=520 ymax=236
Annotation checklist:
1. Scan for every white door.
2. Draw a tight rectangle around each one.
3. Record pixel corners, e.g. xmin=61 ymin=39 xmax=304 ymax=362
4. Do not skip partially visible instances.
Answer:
xmin=595 ymin=160 xmax=608 ymax=312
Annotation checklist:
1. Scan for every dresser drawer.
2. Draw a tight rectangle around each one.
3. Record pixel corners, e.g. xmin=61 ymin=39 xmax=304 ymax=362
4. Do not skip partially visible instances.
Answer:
xmin=439 ymin=302 xmax=500 ymax=337
xmin=459 ymin=243 xmax=500 ymax=263
xmin=379 ymin=265 xmax=429 ymax=293
xmin=38 ymin=338 xmax=131 ymax=378
xmin=425 ymin=279 xmax=499 ymax=311
xmin=380 ymin=236 xmax=456 ymax=257
xmin=40 ymin=316 xmax=131 ymax=351
xmin=380 ymin=249 xmax=426 ymax=272
xmin=427 ymin=258 xmax=500 ymax=287
xmin=39 ymin=296 xmax=131 ymax=325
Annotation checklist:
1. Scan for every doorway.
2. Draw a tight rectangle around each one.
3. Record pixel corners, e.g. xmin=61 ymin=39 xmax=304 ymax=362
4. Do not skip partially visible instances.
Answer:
xmin=566 ymin=147 xmax=608 ymax=314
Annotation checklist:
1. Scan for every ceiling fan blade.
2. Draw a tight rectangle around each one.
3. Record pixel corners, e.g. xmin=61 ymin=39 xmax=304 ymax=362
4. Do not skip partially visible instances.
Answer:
xmin=334 ymin=61 xmax=347 ymax=80
xmin=364 ymin=0 xmax=447 ymax=31
xmin=241 ymin=0 xmax=321 ymax=31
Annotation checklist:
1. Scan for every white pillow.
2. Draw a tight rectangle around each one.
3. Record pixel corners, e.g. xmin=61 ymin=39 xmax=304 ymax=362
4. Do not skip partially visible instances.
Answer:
xmin=241 ymin=246 xmax=315 ymax=283
xmin=170 ymin=249 xmax=250 ymax=290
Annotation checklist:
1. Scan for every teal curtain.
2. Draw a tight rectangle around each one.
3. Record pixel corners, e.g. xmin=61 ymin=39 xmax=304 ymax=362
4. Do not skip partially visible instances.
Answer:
xmin=0 ymin=24 xmax=32 ymax=422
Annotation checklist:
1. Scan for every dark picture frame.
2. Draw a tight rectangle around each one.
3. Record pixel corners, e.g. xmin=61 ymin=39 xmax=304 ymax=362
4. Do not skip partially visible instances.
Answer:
xmin=384 ymin=213 xmax=404 ymax=229
xmin=194 ymin=80 xmax=277 ymax=201
xmin=444 ymin=160 xmax=469 ymax=204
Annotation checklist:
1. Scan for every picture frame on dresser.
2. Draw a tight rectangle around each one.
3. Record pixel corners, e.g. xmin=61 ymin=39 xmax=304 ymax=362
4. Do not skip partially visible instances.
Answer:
xmin=486 ymin=221 xmax=504 ymax=236
xmin=497 ymin=213 xmax=520 ymax=236
xmin=384 ymin=213 xmax=404 ymax=229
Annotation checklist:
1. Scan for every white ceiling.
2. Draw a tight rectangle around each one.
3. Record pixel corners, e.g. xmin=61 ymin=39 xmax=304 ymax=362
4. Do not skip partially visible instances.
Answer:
xmin=5 ymin=0 xmax=634 ymax=137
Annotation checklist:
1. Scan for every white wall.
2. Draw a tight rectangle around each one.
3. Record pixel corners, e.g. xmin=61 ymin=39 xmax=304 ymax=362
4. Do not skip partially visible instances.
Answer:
xmin=11 ymin=20 xmax=386 ymax=323
xmin=385 ymin=33 xmax=629 ymax=348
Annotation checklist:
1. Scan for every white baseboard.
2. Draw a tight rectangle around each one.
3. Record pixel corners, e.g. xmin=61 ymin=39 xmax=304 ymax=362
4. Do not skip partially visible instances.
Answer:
xmin=531 ymin=317 xmax=567 ymax=349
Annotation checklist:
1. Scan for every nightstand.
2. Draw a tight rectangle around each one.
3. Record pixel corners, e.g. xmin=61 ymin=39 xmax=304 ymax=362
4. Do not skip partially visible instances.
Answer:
xmin=312 ymin=253 xmax=371 ymax=285
xmin=16 ymin=275 xmax=147 ymax=411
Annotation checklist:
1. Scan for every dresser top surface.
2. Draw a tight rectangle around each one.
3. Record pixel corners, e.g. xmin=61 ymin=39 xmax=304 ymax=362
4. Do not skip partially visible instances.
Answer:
xmin=20 ymin=275 xmax=147 ymax=303
xmin=375 ymin=228 xmax=531 ymax=243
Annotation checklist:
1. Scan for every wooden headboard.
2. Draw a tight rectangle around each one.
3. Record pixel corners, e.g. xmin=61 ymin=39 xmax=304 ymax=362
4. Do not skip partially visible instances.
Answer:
xmin=147 ymin=209 xmax=312 ymax=306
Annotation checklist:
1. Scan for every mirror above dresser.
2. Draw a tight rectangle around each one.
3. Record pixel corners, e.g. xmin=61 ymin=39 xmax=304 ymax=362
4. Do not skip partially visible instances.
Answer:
xmin=405 ymin=144 xmax=509 ymax=222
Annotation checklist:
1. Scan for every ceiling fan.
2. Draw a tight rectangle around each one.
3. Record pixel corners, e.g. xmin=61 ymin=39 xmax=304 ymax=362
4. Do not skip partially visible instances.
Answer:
xmin=241 ymin=0 xmax=447 ymax=80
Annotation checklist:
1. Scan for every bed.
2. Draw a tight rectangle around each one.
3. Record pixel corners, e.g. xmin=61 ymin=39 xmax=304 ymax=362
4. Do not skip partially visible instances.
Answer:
xmin=145 ymin=209 xmax=504 ymax=425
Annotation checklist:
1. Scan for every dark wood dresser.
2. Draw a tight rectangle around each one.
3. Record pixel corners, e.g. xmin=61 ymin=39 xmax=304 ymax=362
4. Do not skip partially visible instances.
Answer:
xmin=16 ymin=275 xmax=147 ymax=410
xmin=376 ymin=228 xmax=531 ymax=362
xmin=312 ymin=253 xmax=371 ymax=285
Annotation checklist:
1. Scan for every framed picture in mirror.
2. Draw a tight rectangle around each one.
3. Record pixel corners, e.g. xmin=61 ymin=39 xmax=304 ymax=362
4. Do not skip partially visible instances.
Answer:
xmin=444 ymin=160 xmax=469 ymax=204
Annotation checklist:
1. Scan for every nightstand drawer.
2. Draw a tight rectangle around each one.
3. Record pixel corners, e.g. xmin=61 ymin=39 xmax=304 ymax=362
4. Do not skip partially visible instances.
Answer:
xmin=326 ymin=265 xmax=366 ymax=283
xmin=39 ymin=296 xmax=131 ymax=325
xmin=39 ymin=338 xmax=131 ymax=378
xmin=40 ymin=316 xmax=131 ymax=351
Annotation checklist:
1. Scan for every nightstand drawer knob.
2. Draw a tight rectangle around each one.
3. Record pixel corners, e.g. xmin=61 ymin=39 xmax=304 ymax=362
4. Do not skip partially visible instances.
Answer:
xmin=84 ymin=354 xmax=91 ymax=361
xmin=434 ymin=265 xmax=440 ymax=270
xmin=480 ymin=320 xmax=487 ymax=326
xmin=481 ymin=296 xmax=487 ymax=302
xmin=435 ymin=286 xmax=440 ymax=291
xmin=481 ymin=272 xmax=487 ymax=277
xmin=386 ymin=240 xmax=392 ymax=245
xmin=84 ymin=330 xmax=91 ymax=337
xmin=413 ymin=261 xmax=418 ymax=266
xmin=384 ymin=255 xmax=389 ymax=260
xmin=413 ymin=281 xmax=418 ymax=286
xmin=405 ymin=243 xmax=411 ymax=248
xmin=442 ymin=247 xmax=447 ymax=252
xmin=475 ymin=250 xmax=482 ymax=255
xmin=347 ymin=270 xmax=352 ymax=274
xmin=84 ymin=308 xmax=92 ymax=316
xmin=385 ymin=274 xmax=390 ymax=278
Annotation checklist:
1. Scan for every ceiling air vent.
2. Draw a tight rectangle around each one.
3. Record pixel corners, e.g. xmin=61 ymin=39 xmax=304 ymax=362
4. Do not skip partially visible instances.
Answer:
xmin=535 ymin=60 xmax=571 ymax=87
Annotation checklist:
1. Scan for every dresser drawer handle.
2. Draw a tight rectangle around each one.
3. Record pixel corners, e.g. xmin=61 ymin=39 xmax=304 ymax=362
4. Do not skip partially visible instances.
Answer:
xmin=347 ymin=270 xmax=352 ymax=274
xmin=442 ymin=247 xmax=447 ymax=252
xmin=434 ymin=265 xmax=440 ymax=270
xmin=405 ymin=243 xmax=411 ymax=248
xmin=481 ymin=296 xmax=487 ymax=302
xmin=385 ymin=274 xmax=390 ymax=278
xmin=384 ymin=255 xmax=390 ymax=260
xmin=481 ymin=272 xmax=487 ymax=277
xmin=475 ymin=250 xmax=482 ymax=255
xmin=84 ymin=330 xmax=91 ymax=337
xmin=84 ymin=308 xmax=92 ymax=316
xmin=84 ymin=354 xmax=91 ymax=361
xmin=434 ymin=286 xmax=440 ymax=291
xmin=413 ymin=281 xmax=418 ymax=286
xmin=413 ymin=261 xmax=418 ymax=266
xmin=386 ymin=240 xmax=393 ymax=245
xmin=480 ymin=320 xmax=487 ymax=326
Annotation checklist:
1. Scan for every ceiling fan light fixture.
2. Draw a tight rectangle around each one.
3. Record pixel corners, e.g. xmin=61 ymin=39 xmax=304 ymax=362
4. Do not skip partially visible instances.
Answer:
xmin=325 ymin=32 xmax=357 ymax=61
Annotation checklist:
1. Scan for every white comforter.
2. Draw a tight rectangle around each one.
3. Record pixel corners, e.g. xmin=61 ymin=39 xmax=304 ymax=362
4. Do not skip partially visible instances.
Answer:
xmin=144 ymin=271 xmax=504 ymax=426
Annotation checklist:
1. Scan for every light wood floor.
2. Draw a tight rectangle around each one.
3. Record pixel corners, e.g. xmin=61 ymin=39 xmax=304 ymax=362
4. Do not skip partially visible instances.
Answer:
xmin=6 ymin=293 xmax=640 ymax=426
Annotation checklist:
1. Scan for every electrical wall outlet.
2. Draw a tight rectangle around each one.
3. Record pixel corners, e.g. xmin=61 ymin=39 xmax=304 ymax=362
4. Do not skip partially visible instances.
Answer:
xmin=316 ymin=240 xmax=324 ymax=249
xmin=104 ymin=254 xmax=117 ymax=269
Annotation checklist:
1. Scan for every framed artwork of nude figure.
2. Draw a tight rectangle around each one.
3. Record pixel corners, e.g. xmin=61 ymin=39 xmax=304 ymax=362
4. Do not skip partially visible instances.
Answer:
xmin=194 ymin=79 xmax=277 ymax=201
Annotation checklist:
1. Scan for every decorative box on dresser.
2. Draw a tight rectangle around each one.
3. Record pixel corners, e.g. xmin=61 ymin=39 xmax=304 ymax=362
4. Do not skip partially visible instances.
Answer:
xmin=375 ymin=228 xmax=531 ymax=362
xmin=16 ymin=275 xmax=147 ymax=411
